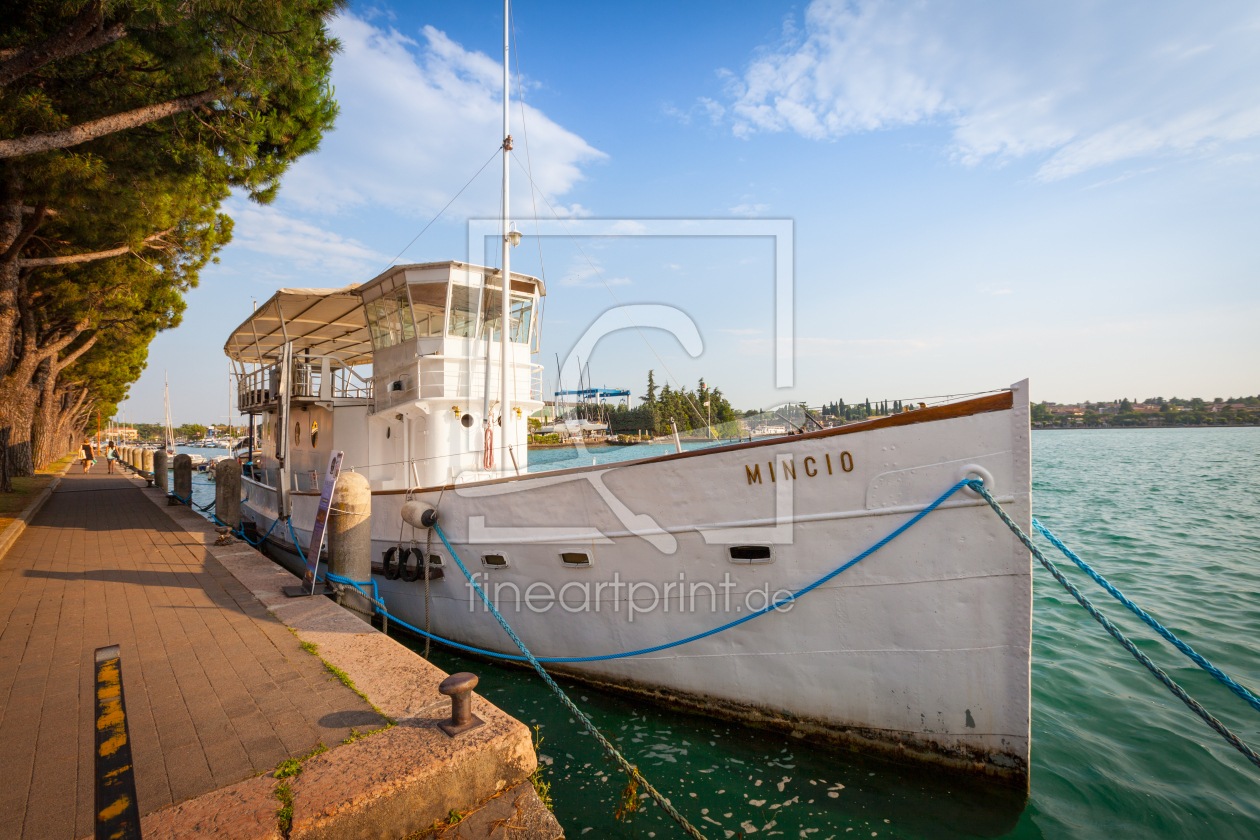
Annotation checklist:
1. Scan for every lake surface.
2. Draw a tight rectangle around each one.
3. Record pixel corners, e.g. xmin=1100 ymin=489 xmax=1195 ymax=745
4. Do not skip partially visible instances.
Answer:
xmin=409 ymin=429 xmax=1260 ymax=839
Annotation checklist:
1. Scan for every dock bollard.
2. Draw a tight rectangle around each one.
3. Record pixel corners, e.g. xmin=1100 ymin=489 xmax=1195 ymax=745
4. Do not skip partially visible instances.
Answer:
xmin=141 ymin=449 xmax=154 ymax=486
xmin=215 ymin=459 xmax=241 ymax=531
xmin=438 ymin=672 xmax=484 ymax=737
xmin=154 ymin=450 xmax=168 ymax=493
xmin=328 ymin=471 xmax=372 ymax=620
xmin=172 ymin=454 xmax=192 ymax=504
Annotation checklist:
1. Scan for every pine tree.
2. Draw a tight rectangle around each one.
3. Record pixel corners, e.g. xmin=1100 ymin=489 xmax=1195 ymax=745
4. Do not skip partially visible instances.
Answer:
xmin=641 ymin=370 xmax=658 ymax=406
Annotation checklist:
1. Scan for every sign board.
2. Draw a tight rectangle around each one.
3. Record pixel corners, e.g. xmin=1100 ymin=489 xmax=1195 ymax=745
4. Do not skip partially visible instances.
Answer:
xmin=301 ymin=449 xmax=344 ymax=594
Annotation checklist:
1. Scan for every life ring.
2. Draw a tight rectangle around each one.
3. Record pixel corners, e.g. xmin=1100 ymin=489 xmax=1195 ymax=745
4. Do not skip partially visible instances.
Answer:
xmin=382 ymin=546 xmax=409 ymax=580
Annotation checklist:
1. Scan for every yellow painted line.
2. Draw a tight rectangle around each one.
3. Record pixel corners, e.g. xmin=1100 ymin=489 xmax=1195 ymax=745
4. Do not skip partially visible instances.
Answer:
xmin=94 ymin=645 xmax=140 ymax=840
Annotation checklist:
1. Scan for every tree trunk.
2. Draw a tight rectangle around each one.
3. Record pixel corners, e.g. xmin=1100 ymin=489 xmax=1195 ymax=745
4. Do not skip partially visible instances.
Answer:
xmin=31 ymin=367 xmax=60 ymax=470
xmin=0 ymin=2 xmax=126 ymax=89
xmin=0 ymin=381 xmax=40 ymax=478
xmin=0 ymin=170 xmax=24 ymax=378
xmin=34 ymin=382 xmax=88 ymax=469
xmin=0 ymin=89 xmax=218 ymax=158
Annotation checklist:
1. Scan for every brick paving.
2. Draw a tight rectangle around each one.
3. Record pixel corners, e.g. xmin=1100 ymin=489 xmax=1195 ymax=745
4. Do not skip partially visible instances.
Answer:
xmin=0 ymin=463 xmax=387 ymax=840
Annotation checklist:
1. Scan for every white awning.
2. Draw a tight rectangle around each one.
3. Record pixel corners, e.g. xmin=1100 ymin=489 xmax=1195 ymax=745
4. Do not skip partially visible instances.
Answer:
xmin=223 ymin=286 xmax=371 ymax=365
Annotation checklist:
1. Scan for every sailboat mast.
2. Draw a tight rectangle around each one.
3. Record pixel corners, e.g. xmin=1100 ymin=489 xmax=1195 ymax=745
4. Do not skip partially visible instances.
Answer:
xmin=499 ymin=0 xmax=512 ymax=474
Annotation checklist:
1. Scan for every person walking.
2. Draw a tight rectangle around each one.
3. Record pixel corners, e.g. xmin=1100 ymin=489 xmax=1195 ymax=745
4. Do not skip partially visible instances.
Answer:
xmin=106 ymin=441 xmax=118 ymax=474
xmin=81 ymin=439 xmax=96 ymax=473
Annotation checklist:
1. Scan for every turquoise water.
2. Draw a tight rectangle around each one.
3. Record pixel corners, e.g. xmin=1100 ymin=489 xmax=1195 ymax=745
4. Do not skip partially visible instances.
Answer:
xmin=403 ymin=429 xmax=1260 ymax=839
xmin=526 ymin=440 xmax=730 ymax=472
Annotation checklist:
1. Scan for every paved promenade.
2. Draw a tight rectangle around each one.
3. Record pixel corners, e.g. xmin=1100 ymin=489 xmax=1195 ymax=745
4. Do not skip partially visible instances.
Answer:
xmin=0 ymin=463 xmax=387 ymax=840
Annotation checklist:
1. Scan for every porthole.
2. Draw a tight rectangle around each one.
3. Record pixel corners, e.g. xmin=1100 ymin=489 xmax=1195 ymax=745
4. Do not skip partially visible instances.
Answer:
xmin=481 ymin=553 xmax=509 ymax=569
xmin=461 ymin=413 xmax=474 ymax=428
xmin=310 ymin=420 xmax=319 ymax=448
xmin=560 ymin=551 xmax=592 ymax=568
xmin=728 ymin=545 xmax=773 ymax=564
xmin=294 ymin=421 xmax=301 ymax=442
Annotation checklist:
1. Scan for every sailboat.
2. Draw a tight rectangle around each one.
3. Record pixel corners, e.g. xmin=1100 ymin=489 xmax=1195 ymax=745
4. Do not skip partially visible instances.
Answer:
xmin=163 ymin=372 xmax=175 ymax=456
xmin=222 ymin=2 xmax=1032 ymax=786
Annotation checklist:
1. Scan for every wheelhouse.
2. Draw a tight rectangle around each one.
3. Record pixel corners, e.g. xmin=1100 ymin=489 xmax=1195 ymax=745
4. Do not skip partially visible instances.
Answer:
xmin=224 ymin=262 xmax=545 ymax=494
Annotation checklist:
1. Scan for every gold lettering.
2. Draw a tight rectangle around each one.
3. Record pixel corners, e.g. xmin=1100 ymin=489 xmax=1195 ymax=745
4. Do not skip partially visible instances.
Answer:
xmin=782 ymin=459 xmax=796 ymax=480
xmin=745 ymin=464 xmax=762 ymax=485
xmin=840 ymin=451 xmax=854 ymax=472
xmin=768 ymin=461 xmax=775 ymax=482
xmin=825 ymin=453 xmax=833 ymax=474
xmin=804 ymin=456 xmax=817 ymax=477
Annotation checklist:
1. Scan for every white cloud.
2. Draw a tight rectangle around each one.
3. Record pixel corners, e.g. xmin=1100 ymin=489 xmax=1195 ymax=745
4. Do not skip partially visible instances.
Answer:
xmin=726 ymin=0 xmax=1260 ymax=180
xmin=281 ymin=15 xmax=606 ymax=216
xmin=663 ymin=97 xmax=727 ymax=126
xmin=226 ymin=198 xmax=388 ymax=278
xmin=729 ymin=201 xmax=770 ymax=215
xmin=557 ymin=256 xmax=632 ymax=288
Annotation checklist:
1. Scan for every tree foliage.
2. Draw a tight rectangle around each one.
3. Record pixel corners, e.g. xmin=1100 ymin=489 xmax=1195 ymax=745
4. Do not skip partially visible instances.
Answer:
xmin=0 ymin=0 xmax=344 ymax=480
xmin=626 ymin=370 xmax=738 ymax=436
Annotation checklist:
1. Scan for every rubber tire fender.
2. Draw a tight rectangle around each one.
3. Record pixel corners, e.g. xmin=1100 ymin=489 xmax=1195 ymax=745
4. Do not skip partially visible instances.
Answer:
xmin=401 ymin=548 xmax=424 ymax=583
xmin=382 ymin=546 xmax=406 ymax=580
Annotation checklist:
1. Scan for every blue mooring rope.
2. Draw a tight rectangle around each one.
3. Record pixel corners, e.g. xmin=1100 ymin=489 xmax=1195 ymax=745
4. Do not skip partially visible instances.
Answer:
xmin=967 ymin=481 xmax=1260 ymax=770
xmin=430 ymin=521 xmax=709 ymax=839
xmin=306 ymin=478 xmax=977 ymax=663
xmin=217 ymin=477 xmax=1260 ymax=780
xmin=1033 ymin=518 xmax=1260 ymax=718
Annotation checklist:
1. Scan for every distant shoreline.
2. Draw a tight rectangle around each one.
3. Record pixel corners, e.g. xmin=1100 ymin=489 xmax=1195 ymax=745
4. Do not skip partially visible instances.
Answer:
xmin=1034 ymin=424 xmax=1259 ymax=431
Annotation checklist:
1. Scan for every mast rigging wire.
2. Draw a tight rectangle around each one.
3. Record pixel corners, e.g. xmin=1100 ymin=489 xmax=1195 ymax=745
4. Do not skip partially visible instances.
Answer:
xmin=509 ymin=151 xmax=712 ymax=429
xmin=379 ymin=146 xmax=501 ymax=272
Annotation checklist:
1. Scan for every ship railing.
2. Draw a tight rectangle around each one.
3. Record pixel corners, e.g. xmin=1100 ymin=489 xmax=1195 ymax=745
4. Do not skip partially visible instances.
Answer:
xmin=237 ymin=356 xmax=373 ymax=413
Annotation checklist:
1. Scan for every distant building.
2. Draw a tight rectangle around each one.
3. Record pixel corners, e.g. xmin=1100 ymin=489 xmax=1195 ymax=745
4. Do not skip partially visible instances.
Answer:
xmin=100 ymin=426 xmax=138 ymax=441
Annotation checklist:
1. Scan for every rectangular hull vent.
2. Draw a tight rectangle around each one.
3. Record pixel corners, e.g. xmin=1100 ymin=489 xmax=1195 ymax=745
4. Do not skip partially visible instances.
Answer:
xmin=728 ymin=545 xmax=773 ymax=563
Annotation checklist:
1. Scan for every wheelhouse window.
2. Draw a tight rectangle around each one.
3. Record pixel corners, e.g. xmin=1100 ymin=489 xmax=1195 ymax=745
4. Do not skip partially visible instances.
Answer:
xmin=509 ymin=295 xmax=534 ymax=344
xmin=408 ymin=282 xmax=446 ymax=338
xmin=448 ymin=276 xmax=480 ymax=338
xmin=479 ymin=286 xmax=534 ymax=345
xmin=365 ymin=288 xmax=416 ymax=350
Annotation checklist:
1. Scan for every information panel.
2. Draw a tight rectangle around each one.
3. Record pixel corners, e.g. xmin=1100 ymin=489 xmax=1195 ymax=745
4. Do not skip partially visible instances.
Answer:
xmin=302 ymin=449 xmax=344 ymax=593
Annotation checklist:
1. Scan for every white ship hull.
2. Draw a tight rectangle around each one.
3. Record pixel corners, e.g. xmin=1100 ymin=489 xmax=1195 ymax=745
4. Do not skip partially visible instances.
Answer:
xmin=241 ymin=384 xmax=1032 ymax=783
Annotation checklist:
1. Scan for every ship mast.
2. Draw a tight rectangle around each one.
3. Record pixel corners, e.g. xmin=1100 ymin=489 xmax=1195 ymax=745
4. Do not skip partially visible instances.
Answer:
xmin=499 ymin=0 xmax=512 ymax=475
xmin=163 ymin=371 xmax=174 ymax=453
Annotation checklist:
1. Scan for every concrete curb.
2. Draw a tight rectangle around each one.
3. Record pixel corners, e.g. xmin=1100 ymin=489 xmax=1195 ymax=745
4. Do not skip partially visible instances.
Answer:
xmin=0 ymin=457 xmax=74 ymax=564
xmin=132 ymin=481 xmax=562 ymax=840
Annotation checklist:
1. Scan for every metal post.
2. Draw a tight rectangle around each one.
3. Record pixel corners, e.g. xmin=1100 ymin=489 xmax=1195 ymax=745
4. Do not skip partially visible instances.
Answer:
xmin=499 ymin=0 xmax=512 ymax=476
xmin=275 ymin=341 xmax=292 ymax=518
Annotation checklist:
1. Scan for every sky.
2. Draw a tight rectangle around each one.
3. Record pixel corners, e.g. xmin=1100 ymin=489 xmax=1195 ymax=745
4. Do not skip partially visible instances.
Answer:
xmin=116 ymin=0 xmax=1260 ymax=425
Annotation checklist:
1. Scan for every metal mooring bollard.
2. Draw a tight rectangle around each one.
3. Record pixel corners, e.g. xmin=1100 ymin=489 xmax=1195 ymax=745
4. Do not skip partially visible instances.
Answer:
xmin=95 ymin=645 xmax=141 ymax=840
xmin=438 ymin=672 xmax=484 ymax=737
